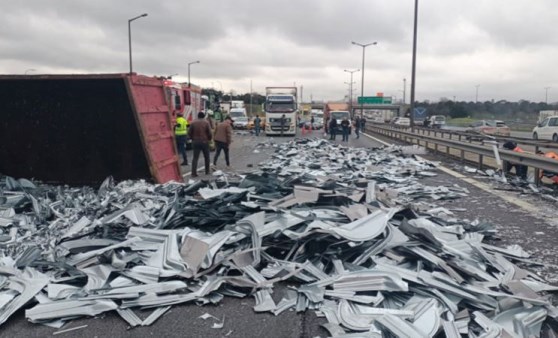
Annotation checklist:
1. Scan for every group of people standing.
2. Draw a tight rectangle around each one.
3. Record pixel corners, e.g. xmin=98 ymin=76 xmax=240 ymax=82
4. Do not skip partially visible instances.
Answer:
xmin=174 ymin=111 xmax=233 ymax=178
xmin=326 ymin=115 xmax=365 ymax=142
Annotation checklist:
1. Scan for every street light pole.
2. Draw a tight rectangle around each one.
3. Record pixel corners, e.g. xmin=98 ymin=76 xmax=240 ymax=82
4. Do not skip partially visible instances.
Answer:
xmin=128 ymin=13 xmax=148 ymax=75
xmin=403 ymin=78 xmax=407 ymax=104
xmin=352 ymin=41 xmax=377 ymax=118
xmin=410 ymin=0 xmax=419 ymax=127
xmin=187 ymin=61 xmax=200 ymax=87
xmin=475 ymin=84 xmax=480 ymax=103
xmin=344 ymin=69 xmax=360 ymax=116
xmin=545 ymin=86 xmax=551 ymax=104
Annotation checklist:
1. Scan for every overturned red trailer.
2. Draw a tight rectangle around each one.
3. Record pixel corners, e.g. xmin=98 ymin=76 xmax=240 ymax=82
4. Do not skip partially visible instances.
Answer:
xmin=0 ymin=73 xmax=200 ymax=185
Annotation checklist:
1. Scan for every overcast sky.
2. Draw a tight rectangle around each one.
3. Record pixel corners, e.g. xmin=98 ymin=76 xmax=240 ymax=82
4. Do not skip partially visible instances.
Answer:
xmin=2 ymin=0 xmax=558 ymax=103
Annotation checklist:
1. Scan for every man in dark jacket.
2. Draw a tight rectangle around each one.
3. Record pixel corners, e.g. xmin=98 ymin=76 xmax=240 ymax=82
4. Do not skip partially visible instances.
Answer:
xmin=354 ymin=116 xmax=360 ymax=139
xmin=188 ymin=112 xmax=213 ymax=177
xmin=280 ymin=114 xmax=286 ymax=136
xmin=213 ymin=116 xmax=233 ymax=168
xmin=329 ymin=118 xmax=337 ymax=140
xmin=341 ymin=118 xmax=350 ymax=142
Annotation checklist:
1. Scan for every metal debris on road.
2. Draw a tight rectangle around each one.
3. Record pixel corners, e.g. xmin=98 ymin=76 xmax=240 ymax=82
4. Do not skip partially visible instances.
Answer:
xmin=0 ymin=138 xmax=556 ymax=337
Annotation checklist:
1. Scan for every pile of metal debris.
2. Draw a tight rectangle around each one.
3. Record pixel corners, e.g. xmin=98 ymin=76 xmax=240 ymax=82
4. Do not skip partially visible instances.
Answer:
xmin=1 ymin=139 xmax=557 ymax=337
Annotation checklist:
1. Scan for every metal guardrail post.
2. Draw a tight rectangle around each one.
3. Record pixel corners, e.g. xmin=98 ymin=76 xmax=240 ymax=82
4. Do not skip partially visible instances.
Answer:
xmin=366 ymin=123 xmax=558 ymax=175
xmin=478 ymin=140 xmax=484 ymax=170
xmin=534 ymin=144 xmax=541 ymax=186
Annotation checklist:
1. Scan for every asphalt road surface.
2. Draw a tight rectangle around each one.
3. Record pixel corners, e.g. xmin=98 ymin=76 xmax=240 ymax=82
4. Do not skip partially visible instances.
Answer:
xmin=2 ymin=128 xmax=557 ymax=337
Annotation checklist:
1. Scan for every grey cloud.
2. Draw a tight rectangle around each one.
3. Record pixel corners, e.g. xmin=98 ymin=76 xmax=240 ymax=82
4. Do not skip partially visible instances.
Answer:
xmin=1 ymin=0 xmax=557 ymax=101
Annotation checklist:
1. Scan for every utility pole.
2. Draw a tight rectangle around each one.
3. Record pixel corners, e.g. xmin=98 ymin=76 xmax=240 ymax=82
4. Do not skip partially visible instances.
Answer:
xmin=128 ymin=13 xmax=148 ymax=75
xmin=187 ymin=60 xmax=200 ymax=87
xmin=250 ymin=80 xmax=253 ymax=116
xmin=344 ymin=69 xmax=360 ymax=117
xmin=410 ymin=0 xmax=419 ymax=127
xmin=403 ymin=78 xmax=407 ymax=104
xmin=545 ymin=86 xmax=551 ymax=104
xmin=352 ymin=41 xmax=377 ymax=118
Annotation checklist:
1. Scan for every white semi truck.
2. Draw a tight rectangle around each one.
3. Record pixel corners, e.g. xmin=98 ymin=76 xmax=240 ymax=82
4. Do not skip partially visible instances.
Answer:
xmin=264 ymin=87 xmax=298 ymax=136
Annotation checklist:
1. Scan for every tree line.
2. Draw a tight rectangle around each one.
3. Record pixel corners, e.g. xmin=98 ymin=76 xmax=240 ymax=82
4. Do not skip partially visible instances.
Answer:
xmin=414 ymin=100 xmax=558 ymax=121
xmin=202 ymin=89 xmax=557 ymax=121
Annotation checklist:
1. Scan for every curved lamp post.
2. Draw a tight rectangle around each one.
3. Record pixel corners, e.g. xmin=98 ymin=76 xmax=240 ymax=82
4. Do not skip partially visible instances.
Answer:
xmin=351 ymin=41 xmax=377 ymax=117
xmin=128 ymin=13 xmax=148 ymax=74
xmin=188 ymin=60 xmax=200 ymax=87
xmin=344 ymin=69 xmax=360 ymax=117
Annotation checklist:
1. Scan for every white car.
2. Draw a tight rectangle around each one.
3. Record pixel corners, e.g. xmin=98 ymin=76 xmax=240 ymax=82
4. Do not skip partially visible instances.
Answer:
xmin=533 ymin=116 xmax=558 ymax=142
xmin=233 ymin=116 xmax=249 ymax=129
xmin=393 ymin=117 xmax=411 ymax=127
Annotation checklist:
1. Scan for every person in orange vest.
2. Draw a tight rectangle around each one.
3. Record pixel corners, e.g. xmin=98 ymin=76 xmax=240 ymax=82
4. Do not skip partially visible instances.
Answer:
xmin=536 ymin=150 xmax=558 ymax=184
xmin=502 ymin=141 xmax=528 ymax=179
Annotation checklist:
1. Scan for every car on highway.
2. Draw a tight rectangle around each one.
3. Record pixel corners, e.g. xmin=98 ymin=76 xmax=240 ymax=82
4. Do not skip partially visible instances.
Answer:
xmin=466 ymin=120 xmax=511 ymax=137
xmin=532 ymin=116 xmax=558 ymax=142
xmin=392 ymin=117 xmax=411 ymax=127
xmin=424 ymin=115 xmax=446 ymax=128
xmin=232 ymin=116 xmax=249 ymax=129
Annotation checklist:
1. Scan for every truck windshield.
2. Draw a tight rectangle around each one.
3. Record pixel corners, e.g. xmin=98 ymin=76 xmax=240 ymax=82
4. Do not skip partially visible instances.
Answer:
xmin=266 ymin=103 xmax=295 ymax=112
xmin=332 ymin=112 xmax=349 ymax=120
xmin=266 ymin=96 xmax=295 ymax=112
xmin=230 ymin=111 xmax=245 ymax=118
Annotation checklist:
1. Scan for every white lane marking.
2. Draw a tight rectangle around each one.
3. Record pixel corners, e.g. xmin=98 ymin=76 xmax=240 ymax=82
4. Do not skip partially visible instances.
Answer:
xmin=362 ymin=131 xmax=542 ymax=214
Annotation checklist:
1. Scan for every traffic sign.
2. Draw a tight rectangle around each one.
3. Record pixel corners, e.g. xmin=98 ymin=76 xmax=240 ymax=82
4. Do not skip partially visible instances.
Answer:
xmin=413 ymin=107 xmax=427 ymax=116
xmin=357 ymin=96 xmax=392 ymax=104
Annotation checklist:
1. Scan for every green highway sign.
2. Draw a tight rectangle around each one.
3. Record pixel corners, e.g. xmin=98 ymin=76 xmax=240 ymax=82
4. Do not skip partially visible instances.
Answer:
xmin=357 ymin=96 xmax=393 ymax=104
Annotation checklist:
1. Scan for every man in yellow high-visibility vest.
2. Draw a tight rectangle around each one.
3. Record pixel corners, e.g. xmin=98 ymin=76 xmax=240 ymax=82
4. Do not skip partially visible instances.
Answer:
xmin=175 ymin=112 xmax=189 ymax=166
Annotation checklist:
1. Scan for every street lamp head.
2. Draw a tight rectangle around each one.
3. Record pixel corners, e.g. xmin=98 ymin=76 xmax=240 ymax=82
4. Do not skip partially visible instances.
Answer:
xmin=129 ymin=13 xmax=148 ymax=22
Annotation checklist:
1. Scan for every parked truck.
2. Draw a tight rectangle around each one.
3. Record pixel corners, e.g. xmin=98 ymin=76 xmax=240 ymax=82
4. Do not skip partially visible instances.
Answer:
xmin=0 ymin=73 xmax=204 ymax=185
xmin=264 ymin=87 xmax=298 ymax=136
xmin=324 ymin=102 xmax=349 ymax=121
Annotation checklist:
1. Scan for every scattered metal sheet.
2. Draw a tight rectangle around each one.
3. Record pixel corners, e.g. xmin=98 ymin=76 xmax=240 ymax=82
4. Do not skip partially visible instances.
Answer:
xmin=0 ymin=139 xmax=556 ymax=336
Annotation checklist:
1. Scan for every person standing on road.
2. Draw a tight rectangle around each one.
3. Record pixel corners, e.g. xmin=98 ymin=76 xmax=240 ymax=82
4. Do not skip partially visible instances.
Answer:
xmin=280 ymin=114 xmax=286 ymax=137
xmin=174 ymin=112 xmax=189 ymax=166
xmin=360 ymin=116 xmax=366 ymax=133
xmin=188 ymin=112 xmax=213 ymax=177
xmin=254 ymin=115 xmax=262 ymax=136
xmin=310 ymin=116 xmax=315 ymax=132
xmin=213 ymin=116 xmax=233 ymax=168
xmin=341 ymin=117 xmax=350 ymax=142
xmin=329 ymin=118 xmax=337 ymax=140
xmin=354 ymin=116 xmax=361 ymax=139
